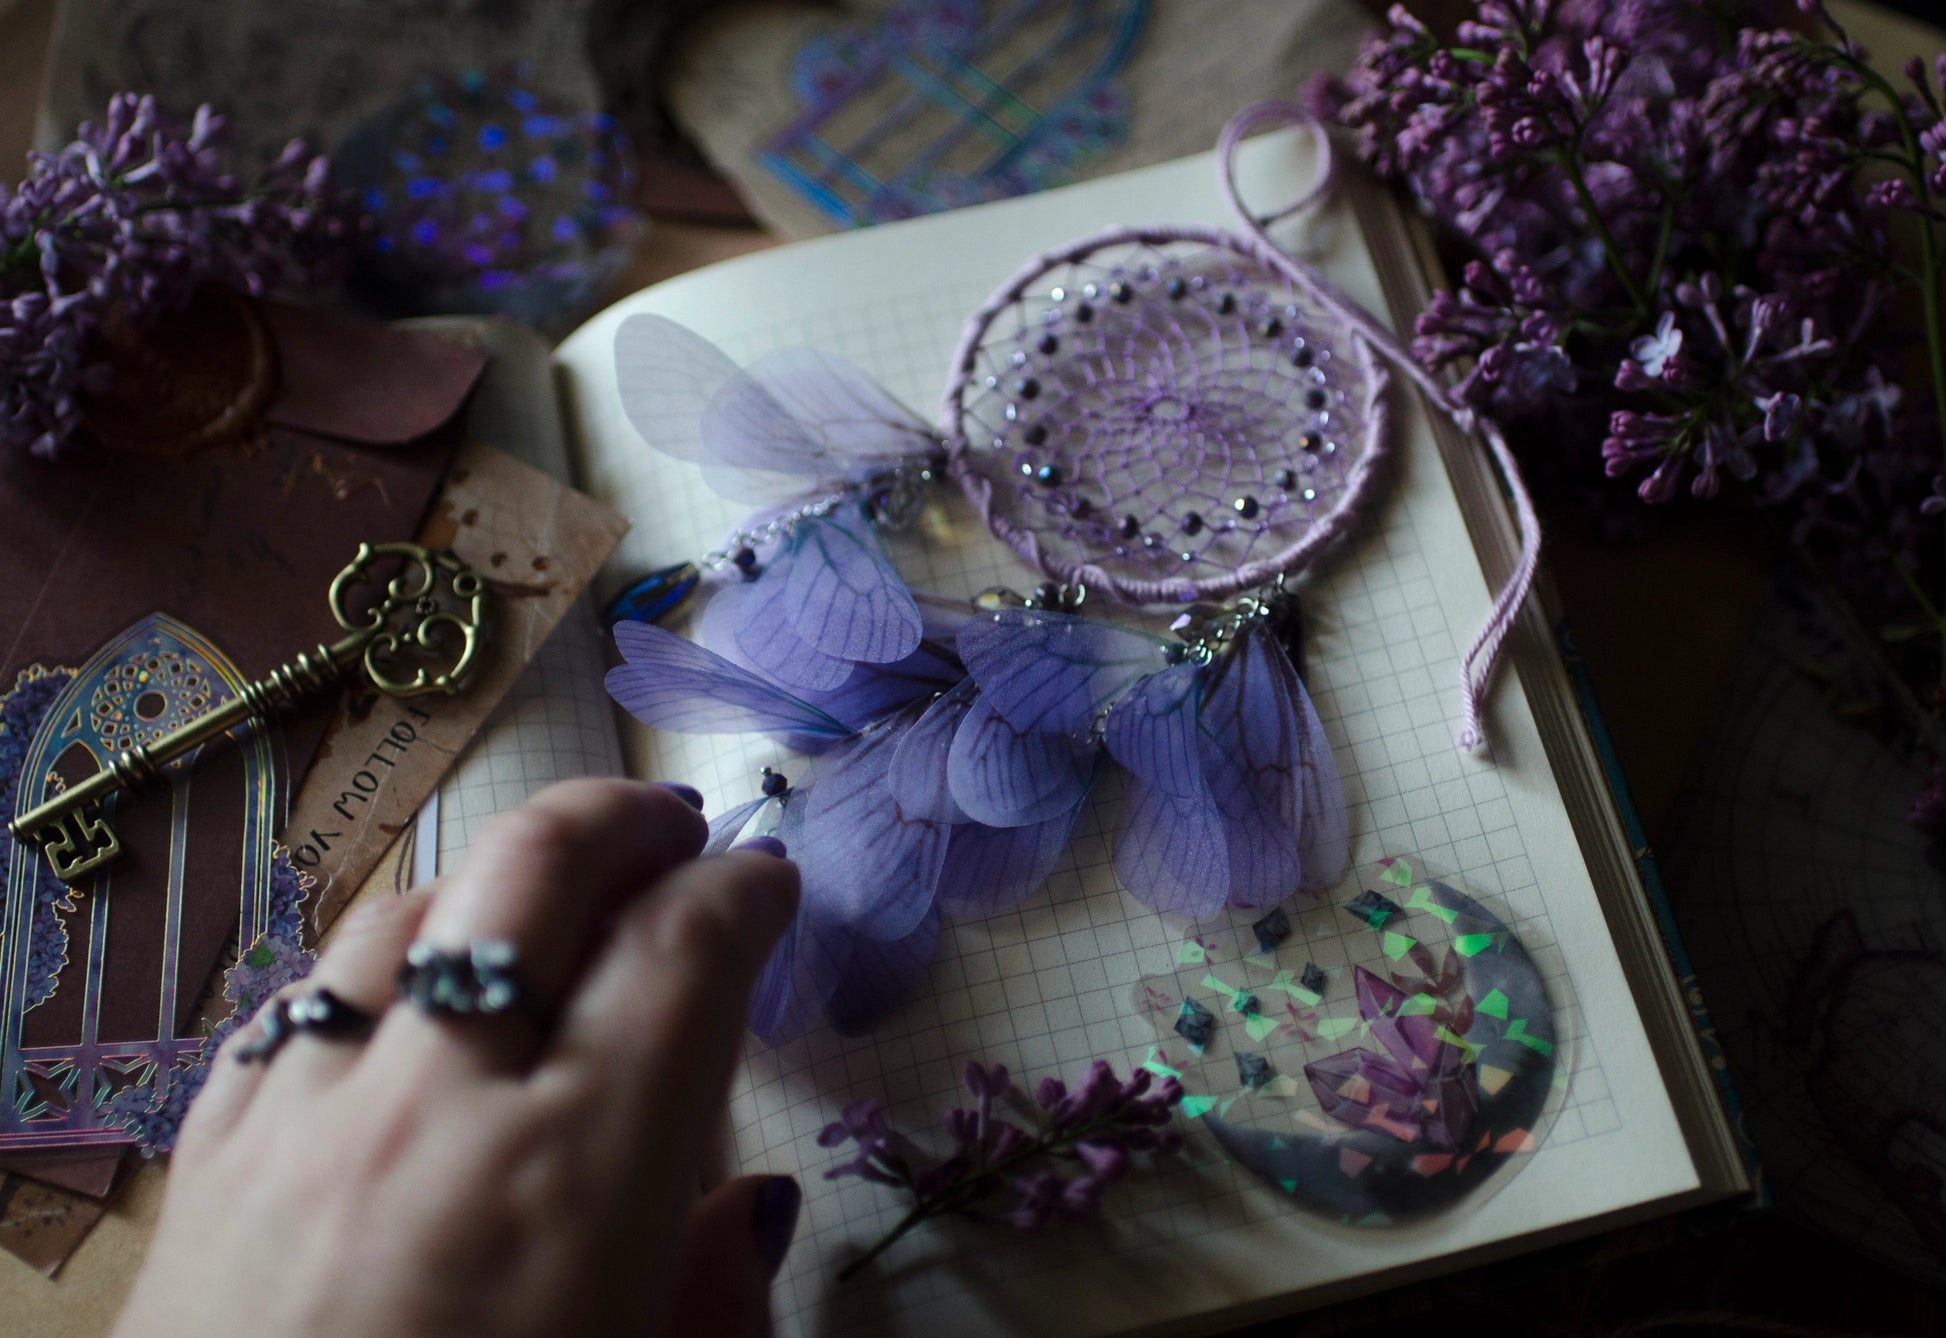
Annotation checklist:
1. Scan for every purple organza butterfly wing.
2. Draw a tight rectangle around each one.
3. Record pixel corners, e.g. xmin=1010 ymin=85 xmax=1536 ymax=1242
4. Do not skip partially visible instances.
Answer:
xmin=889 ymin=681 xmax=976 ymax=822
xmin=703 ymin=347 xmax=936 ymax=501
xmin=890 ymin=681 xmax=1084 ymax=915
xmin=950 ymin=608 xmax=1166 ymax=825
xmin=755 ymin=508 xmax=922 ymax=667
xmin=614 ymin=315 xmax=933 ymax=504
xmin=1291 ymin=651 xmax=1349 ymax=891
xmin=698 ymin=580 xmax=855 ymax=693
xmin=797 ymin=709 xmax=948 ymax=940
xmin=947 ymin=693 xmax=1097 ymax=827
xmin=1103 ymin=659 xmax=1231 ymax=918
xmin=1193 ymin=625 xmax=1304 ymax=907
xmin=748 ymin=800 xmax=856 ymax=1039
xmin=958 ymin=608 xmax=1176 ymax=734
xmin=704 ymin=794 xmax=777 ymax=854
xmin=824 ymin=908 xmax=941 ymax=1036
xmin=805 ymin=633 xmax=964 ymax=731
xmin=614 ymin=314 xmax=742 ymax=469
xmin=606 ymin=621 xmax=853 ymax=752
xmin=933 ymin=805 xmax=1080 ymax=917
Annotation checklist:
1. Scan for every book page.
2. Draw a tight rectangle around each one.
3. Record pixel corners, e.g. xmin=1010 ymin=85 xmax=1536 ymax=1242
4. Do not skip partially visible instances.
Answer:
xmin=408 ymin=320 xmax=626 ymax=865
xmin=554 ymin=133 xmax=1703 ymax=1335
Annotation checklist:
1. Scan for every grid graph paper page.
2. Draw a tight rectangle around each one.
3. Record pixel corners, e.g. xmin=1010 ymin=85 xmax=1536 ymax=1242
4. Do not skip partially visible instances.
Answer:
xmin=427 ymin=319 xmax=625 ymax=863
xmin=556 ymin=133 xmax=1700 ymax=1335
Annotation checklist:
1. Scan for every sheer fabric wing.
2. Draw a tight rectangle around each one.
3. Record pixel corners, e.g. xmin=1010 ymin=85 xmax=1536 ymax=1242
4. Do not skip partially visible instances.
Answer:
xmin=702 ymin=348 xmax=934 ymax=501
xmin=699 ymin=580 xmax=856 ymax=693
xmin=704 ymin=794 xmax=776 ymax=855
xmin=824 ymin=909 xmax=941 ymax=1036
xmin=1104 ymin=662 xmax=1230 ymax=918
xmin=958 ymin=609 xmax=1174 ymax=734
xmin=934 ymin=804 xmax=1081 ymax=917
xmin=607 ymin=621 xmax=853 ymax=744
xmin=748 ymin=802 xmax=853 ymax=1040
xmin=1196 ymin=624 xmax=1326 ymax=905
xmin=613 ymin=314 xmax=742 ymax=466
xmin=947 ymin=693 xmax=1097 ymax=827
xmin=798 ymin=713 xmax=948 ymax=940
xmin=769 ymin=510 xmax=923 ymax=665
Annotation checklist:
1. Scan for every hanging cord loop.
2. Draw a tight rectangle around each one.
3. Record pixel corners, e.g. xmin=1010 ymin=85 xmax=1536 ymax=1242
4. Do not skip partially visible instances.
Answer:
xmin=1216 ymin=100 xmax=1542 ymax=752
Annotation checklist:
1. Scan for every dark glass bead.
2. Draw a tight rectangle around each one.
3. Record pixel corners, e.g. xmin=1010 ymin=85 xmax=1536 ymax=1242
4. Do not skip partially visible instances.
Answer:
xmin=1118 ymin=514 xmax=1140 ymax=539
xmin=731 ymin=546 xmax=758 ymax=569
xmin=1023 ymin=422 xmax=1048 ymax=446
xmin=1071 ymin=496 xmax=1093 ymax=519
xmin=1165 ymin=276 xmax=1187 ymax=300
xmin=1182 ymin=511 xmax=1204 ymax=536
xmin=1292 ymin=344 xmax=1314 ymax=368
xmin=1258 ymin=316 xmax=1282 ymax=339
xmin=1074 ymin=302 xmax=1094 ymax=324
xmin=1034 ymin=463 xmax=1063 ymax=486
xmin=760 ymin=767 xmax=788 ymax=797
xmin=1014 ymin=376 xmax=1040 ymax=400
xmin=1038 ymin=332 xmax=1059 ymax=356
xmin=1305 ymin=388 xmax=1328 ymax=410
xmin=1034 ymin=581 xmax=1061 ymax=606
xmin=1109 ymin=280 xmax=1132 ymax=303
xmin=1216 ymin=292 xmax=1236 ymax=315
xmin=599 ymin=561 xmax=700 ymax=628
xmin=1274 ymin=467 xmax=1296 ymax=490
xmin=1301 ymin=431 xmax=1323 ymax=452
xmin=1233 ymin=495 xmax=1260 ymax=519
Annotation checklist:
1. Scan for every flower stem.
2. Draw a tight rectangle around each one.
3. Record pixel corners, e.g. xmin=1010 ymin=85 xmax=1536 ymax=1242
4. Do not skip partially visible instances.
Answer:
xmin=834 ymin=1106 xmax=1141 ymax=1281
xmin=1558 ymin=148 xmax=1650 ymax=315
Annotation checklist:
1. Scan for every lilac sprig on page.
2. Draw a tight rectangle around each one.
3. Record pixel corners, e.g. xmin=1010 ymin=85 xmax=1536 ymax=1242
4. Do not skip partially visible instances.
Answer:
xmin=820 ymin=1059 xmax=1184 ymax=1280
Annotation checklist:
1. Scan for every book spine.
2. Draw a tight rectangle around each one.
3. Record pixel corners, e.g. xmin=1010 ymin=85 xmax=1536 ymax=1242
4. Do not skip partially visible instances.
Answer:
xmin=1556 ymin=617 xmax=1764 ymax=1186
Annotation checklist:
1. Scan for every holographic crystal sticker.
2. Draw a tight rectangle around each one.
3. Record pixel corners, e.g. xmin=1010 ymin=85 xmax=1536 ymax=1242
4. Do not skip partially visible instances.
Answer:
xmin=761 ymin=0 xmax=1149 ymax=227
xmin=1131 ymin=856 xmax=1568 ymax=1225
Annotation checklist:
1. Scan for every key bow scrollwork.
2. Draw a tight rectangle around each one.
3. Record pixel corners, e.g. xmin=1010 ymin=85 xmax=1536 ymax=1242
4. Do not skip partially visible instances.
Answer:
xmin=328 ymin=542 xmax=487 ymax=698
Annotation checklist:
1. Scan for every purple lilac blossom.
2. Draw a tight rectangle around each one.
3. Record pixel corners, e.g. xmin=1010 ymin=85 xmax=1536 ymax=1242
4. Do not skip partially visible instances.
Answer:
xmin=819 ymin=1059 xmax=1183 ymax=1276
xmin=1313 ymin=1 xmax=1927 ymax=517
xmin=0 ymin=94 xmax=354 ymax=459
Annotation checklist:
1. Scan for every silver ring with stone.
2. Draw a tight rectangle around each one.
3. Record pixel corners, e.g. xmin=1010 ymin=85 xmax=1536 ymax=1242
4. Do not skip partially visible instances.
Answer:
xmin=233 ymin=986 xmax=377 ymax=1065
xmin=396 ymin=940 xmax=531 ymax=1019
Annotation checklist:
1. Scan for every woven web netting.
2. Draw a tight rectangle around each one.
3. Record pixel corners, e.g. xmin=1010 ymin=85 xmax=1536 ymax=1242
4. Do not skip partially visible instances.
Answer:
xmin=946 ymin=235 xmax=1388 ymax=606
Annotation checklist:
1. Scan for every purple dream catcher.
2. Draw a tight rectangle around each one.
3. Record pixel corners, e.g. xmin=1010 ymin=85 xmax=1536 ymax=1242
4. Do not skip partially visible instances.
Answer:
xmin=605 ymin=103 xmax=1541 ymax=1045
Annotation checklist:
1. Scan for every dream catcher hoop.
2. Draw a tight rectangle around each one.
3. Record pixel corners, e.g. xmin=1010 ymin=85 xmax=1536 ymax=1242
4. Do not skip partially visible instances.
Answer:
xmin=942 ymin=134 xmax=1389 ymax=606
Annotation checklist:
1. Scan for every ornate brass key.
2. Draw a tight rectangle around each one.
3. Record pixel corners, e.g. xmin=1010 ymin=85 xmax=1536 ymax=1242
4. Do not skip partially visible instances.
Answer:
xmin=9 ymin=542 xmax=488 ymax=884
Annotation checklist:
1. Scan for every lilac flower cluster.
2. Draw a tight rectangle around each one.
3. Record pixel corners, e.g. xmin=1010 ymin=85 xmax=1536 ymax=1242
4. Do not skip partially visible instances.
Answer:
xmin=1317 ymin=0 xmax=1946 ymax=811
xmin=1 ymin=94 xmax=355 ymax=459
xmin=819 ymin=1058 xmax=1183 ymax=1278
xmin=1316 ymin=1 xmax=1927 ymax=505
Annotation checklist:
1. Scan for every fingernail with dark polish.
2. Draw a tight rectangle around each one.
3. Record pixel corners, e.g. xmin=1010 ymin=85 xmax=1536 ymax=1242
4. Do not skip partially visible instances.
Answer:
xmin=733 ymin=835 xmax=788 ymax=859
xmin=755 ymin=1176 xmax=801 ymax=1278
xmin=654 ymin=781 xmax=705 ymax=811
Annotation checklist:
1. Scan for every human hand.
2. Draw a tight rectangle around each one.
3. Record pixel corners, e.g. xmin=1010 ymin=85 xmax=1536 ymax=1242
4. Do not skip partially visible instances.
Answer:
xmin=116 ymin=778 xmax=801 ymax=1337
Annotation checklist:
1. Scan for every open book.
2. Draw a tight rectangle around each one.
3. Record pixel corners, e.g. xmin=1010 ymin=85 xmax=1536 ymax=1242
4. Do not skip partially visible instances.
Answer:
xmin=434 ymin=127 xmax=1751 ymax=1334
